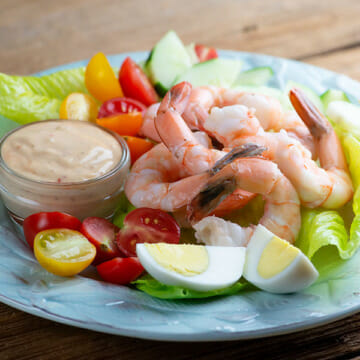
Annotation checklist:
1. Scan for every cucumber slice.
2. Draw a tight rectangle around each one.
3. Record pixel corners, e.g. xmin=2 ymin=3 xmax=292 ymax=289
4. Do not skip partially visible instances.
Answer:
xmin=321 ymin=89 xmax=350 ymax=111
xmin=146 ymin=31 xmax=192 ymax=96
xmin=285 ymin=81 xmax=324 ymax=113
xmin=232 ymin=85 xmax=291 ymax=110
xmin=174 ymin=58 xmax=242 ymax=88
xmin=233 ymin=67 xmax=274 ymax=87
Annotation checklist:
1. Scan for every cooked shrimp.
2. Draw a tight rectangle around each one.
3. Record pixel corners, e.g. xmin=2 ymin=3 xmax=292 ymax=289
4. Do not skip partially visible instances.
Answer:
xmin=203 ymin=90 xmax=353 ymax=208
xmin=188 ymin=155 xmax=301 ymax=243
xmin=125 ymin=143 xmax=210 ymax=211
xmin=125 ymin=143 xmax=264 ymax=213
xmin=155 ymin=81 xmax=257 ymax=214
xmin=182 ymin=85 xmax=315 ymax=155
xmin=139 ymin=103 xmax=162 ymax=142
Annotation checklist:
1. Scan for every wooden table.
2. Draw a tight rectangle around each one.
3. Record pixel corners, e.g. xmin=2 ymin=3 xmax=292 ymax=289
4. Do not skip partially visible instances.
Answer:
xmin=1 ymin=0 xmax=360 ymax=358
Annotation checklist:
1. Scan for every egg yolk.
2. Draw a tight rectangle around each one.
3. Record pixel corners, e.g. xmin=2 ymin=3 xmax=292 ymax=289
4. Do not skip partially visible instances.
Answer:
xmin=145 ymin=243 xmax=209 ymax=276
xmin=257 ymin=236 xmax=300 ymax=279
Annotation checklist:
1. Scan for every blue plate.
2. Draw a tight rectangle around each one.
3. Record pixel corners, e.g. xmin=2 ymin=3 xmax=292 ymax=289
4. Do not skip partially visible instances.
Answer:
xmin=1 ymin=51 xmax=360 ymax=341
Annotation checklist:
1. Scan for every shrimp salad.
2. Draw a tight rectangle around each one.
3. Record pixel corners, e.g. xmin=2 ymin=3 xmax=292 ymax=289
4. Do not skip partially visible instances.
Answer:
xmin=1 ymin=30 xmax=360 ymax=299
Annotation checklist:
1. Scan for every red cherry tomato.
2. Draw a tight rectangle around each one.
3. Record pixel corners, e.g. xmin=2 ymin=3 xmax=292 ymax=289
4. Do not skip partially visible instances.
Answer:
xmin=195 ymin=44 xmax=218 ymax=62
xmin=98 ymin=97 xmax=146 ymax=118
xmin=23 ymin=212 xmax=82 ymax=249
xmin=119 ymin=57 xmax=159 ymax=107
xmin=97 ymin=257 xmax=144 ymax=285
xmin=80 ymin=217 xmax=123 ymax=265
xmin=116 ymin=208 xmax=180 ymax=257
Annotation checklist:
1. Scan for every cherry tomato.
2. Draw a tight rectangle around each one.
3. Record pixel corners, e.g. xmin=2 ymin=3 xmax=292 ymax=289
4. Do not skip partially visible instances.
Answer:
xmin=34 ymin=229 xmax=96 ymax=277
xmin=59 ymin=93 xmax=98 ymax=122
xmin=124 ymin=136 xmax=154 ymax=164
xmin=116 ymin=208 xmax=180 ymax=257
xmin=85 ymin=52 xmax=123 ymax=102
xmin=195 ymin=44 xmax=218 ymax=62
xmin=119 ymin=57 xmax=158 ymax=107
xmin=80 ymin=217 xmax=122 ymax=265
xmin=23 ymin=212 xmax=82 ymax=249
xmin=96 ymin=112 xmax=143 ymax=136
xmin=98 ymin=97 xmax=146 ymax=118
xmin=97 ymin=257 xmax=144 ymax=285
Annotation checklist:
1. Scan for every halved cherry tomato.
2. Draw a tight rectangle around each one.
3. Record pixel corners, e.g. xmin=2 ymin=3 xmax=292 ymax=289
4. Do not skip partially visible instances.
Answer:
xmin=98 ymin=97 xmax=146 ymax=118
xmin=85 ymin=52 xmax=123 ymax=102
xmin=124 ymin=136 xmax=154 ymax=164
xmin=80 ymin=217 xmax=122 ymax=265
xmin=97 ymin=257 xmax=144 ymax=285
xmin=96 ymin=112 xmax=143 ymax=136
xmin=23 ymin=212 xmax=82 ymax=249
xmin=119 ymin=57 xmax=158 ymax=107
xmin=195 ymin=44 xmax=218 ymax=62
xmin=116 ymin=208 xmax=180 ymax=257
xmin=34 ymin=229 xmax=96 ymax=277
xmin=59 ymin=92 xmax=98 ymax=122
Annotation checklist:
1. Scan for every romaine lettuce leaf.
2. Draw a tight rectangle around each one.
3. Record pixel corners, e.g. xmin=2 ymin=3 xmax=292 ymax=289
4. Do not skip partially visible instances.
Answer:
xmin=343 ymin=134 xmax=360 ymax=189
xmin=0 ymin=68 xmax=87 ymax=99
xmin=0 ymin=68 xmax=90 ymax=124
xmin=0 ymin=93 xmax=61 ymax=124
xmin=132 ymin=274 xmax=248 ymax=299
xmin=296 ymin=209 xmax=360 ymax=261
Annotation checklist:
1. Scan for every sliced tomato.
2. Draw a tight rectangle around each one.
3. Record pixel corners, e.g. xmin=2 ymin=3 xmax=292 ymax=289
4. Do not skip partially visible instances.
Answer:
xmin=96 ymin=112 xmax=143 ymax=136
xmin=116 ymin=208 xmax=180 ymax=257
xmin=80 ymin=217 xmax=122 ymax=265
xmin=34 ymin=229 xmax=96 ymax=277
xmin=119 ymin=57 xmax=158 ymax=107
xmin=124 ymin=136 xmax=154 ymax=164
xmin=23 ymin=212 xmax=82 ymax=249
xmin=97 ymin=257 xmax=144 ymax=285
xmin=98 ymin=97 xmax=146 ymax=118
xmin=195 ymin=44 xmax=218 ymax=62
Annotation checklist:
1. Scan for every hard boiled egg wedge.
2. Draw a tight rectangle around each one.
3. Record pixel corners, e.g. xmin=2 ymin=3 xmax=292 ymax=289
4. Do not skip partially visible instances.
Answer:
xmin=136 ymin=243 xmax=246 ymax=292
xmin=243 ymin=225 xmax=319 ymax=293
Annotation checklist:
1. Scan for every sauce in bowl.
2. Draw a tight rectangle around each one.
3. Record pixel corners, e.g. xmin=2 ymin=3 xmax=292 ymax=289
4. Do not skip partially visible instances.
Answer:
xmin=2 ymin=121 xmax=123 ymax=183
xmin=0 ymin=120 xmax=130 ymax=223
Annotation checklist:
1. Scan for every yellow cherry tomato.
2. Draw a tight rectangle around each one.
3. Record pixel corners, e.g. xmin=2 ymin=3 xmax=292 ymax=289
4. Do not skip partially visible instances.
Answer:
xmin=59 ymin=92 xmax=98 ymax=122
xmin=34 ymin=229 xmax=96 ymax=277
xmin=85 ymin=52 xmax=123 ymax=102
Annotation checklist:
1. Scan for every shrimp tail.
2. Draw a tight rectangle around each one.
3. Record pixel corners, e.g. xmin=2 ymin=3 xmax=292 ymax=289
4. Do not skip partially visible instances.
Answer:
xmin=289 ymin=88 xmax=331 ymax=139
xmin=188 ymin=143 xmax=266 ymax=223
xmin=209 ymin=143 xmax=266 ymax=175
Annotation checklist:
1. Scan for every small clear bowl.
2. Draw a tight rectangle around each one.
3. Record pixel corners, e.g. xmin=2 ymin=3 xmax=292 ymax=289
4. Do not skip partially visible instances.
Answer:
xmin=0 ymin=120 xmax=130 ymax=224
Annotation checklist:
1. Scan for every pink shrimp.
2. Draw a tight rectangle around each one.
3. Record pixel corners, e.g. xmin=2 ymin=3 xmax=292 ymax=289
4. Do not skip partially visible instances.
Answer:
xmin=154 ymin=81 xmax=257 ymax=215
xmin=182 ymin=86 xmax=316 ymax=155
xmin=187 ymin=155 xmax=301 ymax=244
xmin=202 ymin=89 xmax=353 ymax=208
xmin=125 ymin=142 xmax=264 ymax=213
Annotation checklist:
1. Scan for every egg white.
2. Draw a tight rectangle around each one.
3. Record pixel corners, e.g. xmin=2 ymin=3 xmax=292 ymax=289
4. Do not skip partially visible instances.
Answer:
xmin=136 ymin=244 xmax=246 ymax=292
xmin=243 ymin=225 xmax=319 ymax=293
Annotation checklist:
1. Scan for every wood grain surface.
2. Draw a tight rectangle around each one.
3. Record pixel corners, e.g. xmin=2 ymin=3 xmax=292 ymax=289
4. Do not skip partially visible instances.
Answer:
xmin=1 ymin=0 xmax=360 ymax=359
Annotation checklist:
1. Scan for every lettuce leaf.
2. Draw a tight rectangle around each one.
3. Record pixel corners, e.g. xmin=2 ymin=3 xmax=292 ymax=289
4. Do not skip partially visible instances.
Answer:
xmin=0 ymin=68 xmax=87 ymax=99
xmin=343 ymin=134 xmax=360 ymax=189
xmin=112 ymin=193 xmax=136 ymax=228
xmin=296 ymin=209 xmax=360 ymax=260
xmin=132 ymin=274 xmax=248 ymax=299
xmin=0 ymin=93 xmax=61 ymax=124
xmin=0 ymin=68 xmax=89 ymax=124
